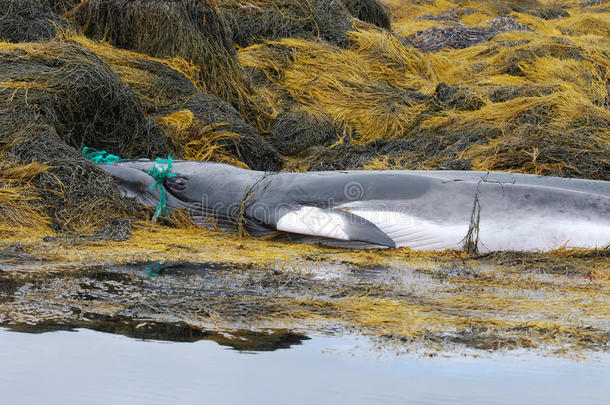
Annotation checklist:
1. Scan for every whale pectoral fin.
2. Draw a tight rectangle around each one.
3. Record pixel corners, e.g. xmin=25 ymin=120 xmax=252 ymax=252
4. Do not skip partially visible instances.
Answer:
xmin=346 ymin=209 xmax=465 ymax=250
xmin=275 ymin=206 xmax=396 ymax=247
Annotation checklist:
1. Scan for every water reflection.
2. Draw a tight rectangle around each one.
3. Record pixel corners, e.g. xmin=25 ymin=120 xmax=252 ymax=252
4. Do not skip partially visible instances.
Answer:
xmin=6 ymin=320 xmax=309 ymax=351
xmin=0 ymin=328 xmax=608 ymax=405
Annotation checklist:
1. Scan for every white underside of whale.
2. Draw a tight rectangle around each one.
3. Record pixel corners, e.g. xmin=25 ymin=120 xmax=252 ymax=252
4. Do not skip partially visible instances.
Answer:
xmin=351 ymin=209 xmax=610 ymax=251
xmin=276 ymin=206 xmax=351 ymax=241
xmin=276 ymin=206 xmax=610 ymax=252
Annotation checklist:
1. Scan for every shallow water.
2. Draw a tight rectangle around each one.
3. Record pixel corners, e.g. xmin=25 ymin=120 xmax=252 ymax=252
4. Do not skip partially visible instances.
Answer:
xmin=1 ymin=328 xmax=608 ymax=405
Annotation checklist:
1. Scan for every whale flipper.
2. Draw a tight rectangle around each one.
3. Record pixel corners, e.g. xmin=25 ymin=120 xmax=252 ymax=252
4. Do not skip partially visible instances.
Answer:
xmin=347 ymin=210 xmax=464 ymax=250
xmin=275 ymin=206 xmax=396 ymax=247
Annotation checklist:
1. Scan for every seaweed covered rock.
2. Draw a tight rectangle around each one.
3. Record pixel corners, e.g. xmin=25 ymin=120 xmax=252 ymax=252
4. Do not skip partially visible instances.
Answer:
xmin=341 ymin=0 xmax=391 ymax=29
xmin=405 ymin=17 xmax=529 ymax=52
xmin=217 ymin=0 xmax=357 ymax=47
xmin=269 ymin=107 xmax=338 ymax=155
xmin=0 ymin=40 xmax=167 ymax=156
xmin=239 ymin=31 xmax=437 ymax=144
xmin=581 ymin=0 xmax=606 ymax=8
xmin=160 ymin=93 xmax=284 ymax=171
xmin=463 ymin=35 xmax=591 ymax=78
xmin=0 ymin=0 xmax=71 ymax=43
xmin=307 ymin=85 xmax=610 ymax=178
xmin=5 ymin=131 xmax=139 ymax=232
xmin=557 ymin=12 xmax=610 ymax=38
xmin=0 ymin=39 xmax=168 ymax=230
xmin=69 ymin=0 xmax=248 ymax=110
xmin=0 ymin=156 xmax=51 ymax=230
xmin=431 ymin=83 xmax=486 ymax=111
xmin=185 ymin=93 xmax=280 ymax=166
xmin=308 ymin=132 xmax=479 ymax=172
xmin=239 ymin=23 xmax=610 ymax=179
xmin=103 ymin=52 xmax=199 ymax=115
xmin=486 ymin=0 xmax=569 ymax=20
xmin=65 ymin=34 xmax=284 ymax=171
xmin=67 ymin=34 xmax=202 ymax=115
xmin=40 ymin=0 xmax=80 ymax=14
xmin=306 ymin=142 xmax=377 ymax=171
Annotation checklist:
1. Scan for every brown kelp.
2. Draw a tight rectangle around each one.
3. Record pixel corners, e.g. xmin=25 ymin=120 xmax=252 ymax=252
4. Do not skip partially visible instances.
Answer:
xmin=240 ymin=1 xmax=610 ymax=178
xmin=0 ymin=0 xmax=72 ymax=43
xmin=68 ymin=0 xmax=252 ymax=114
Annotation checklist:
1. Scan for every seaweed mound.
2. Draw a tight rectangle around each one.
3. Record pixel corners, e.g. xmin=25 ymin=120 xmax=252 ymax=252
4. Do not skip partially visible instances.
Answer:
xmin=269 ymin=107 xmax=338 ymax=156
xmin=487 ymin=0 xmax=569 ymax=20
xmin=0 ymin=40 xmax=165 ymax=230
xmin=66 ymin=34 xmax=201 ymax=115
xmin=0 ymin=0 xmax=71 ymax=43
xmin=0 ymin=40 xmax=166 ymax=155
xmin=159 ymin=93 xmax=284 ymax=171
xmin=341 ymin=0 xmax=391 ymax=29
xmin=405 ymin=17 xmax=529 ymax=52
xmin=42 ymin=0 xmax=80 ymax=14
xmin=217 ymin=0 xmax=357 ymax=48
xmin=308 ymin=135 xmax=475 ymax=172
xmin=239 ymin=31 xmax=438 ymax=145
xmin=240 ymin=21 xmax=610 ymax=179
xmin=67 ymin=34 xmax=284 ymax=171
xmin=6 ymin=132 xmax=139 ymax=232
xmin=69 ymin=0 xmax=249 ymax=111
xmin=0 ymin=160 xmax=50 ymax=232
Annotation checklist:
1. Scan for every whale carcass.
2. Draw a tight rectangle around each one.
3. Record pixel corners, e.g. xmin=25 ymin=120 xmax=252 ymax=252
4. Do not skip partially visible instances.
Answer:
xmin=100 ymin=160 xmax=610 ymax=252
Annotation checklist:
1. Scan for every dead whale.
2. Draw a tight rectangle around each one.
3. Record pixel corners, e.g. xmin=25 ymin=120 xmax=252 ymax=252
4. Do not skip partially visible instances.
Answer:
xmin=100 ymin=160 xmax=610 ymax=252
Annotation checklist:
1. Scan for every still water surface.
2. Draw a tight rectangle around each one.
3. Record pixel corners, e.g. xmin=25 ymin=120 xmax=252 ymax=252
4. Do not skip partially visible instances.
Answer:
xmin=0 ymin=328 xmax=608 ymax=405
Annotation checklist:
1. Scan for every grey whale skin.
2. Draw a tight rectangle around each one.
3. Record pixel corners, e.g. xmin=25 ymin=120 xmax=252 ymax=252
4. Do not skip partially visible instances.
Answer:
xmin=100 ymin=160 xmax=610 ymax=252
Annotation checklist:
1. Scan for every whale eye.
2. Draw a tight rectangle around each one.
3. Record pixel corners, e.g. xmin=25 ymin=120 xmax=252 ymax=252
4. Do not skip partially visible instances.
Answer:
xmin=165 ymin=175 xmax=188 ymax=192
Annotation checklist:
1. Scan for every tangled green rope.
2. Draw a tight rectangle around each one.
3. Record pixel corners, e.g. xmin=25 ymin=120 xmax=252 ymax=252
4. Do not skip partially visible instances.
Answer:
xmin=148 ymin=156 xmax=176 ymax=222
xmin=82 ymin=147 xmax=120 ymax=165
xmin=82 ymin=147 xmax=176 ymax=222
xmin=146 ymin=262 xmax=163 ymax=278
